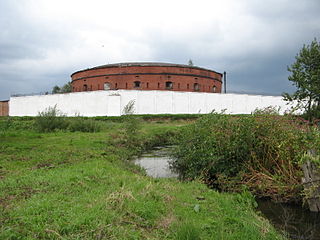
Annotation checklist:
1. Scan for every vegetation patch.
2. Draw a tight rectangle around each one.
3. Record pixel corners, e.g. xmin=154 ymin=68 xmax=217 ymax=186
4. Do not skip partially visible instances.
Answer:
xmin=170 ymin=112 xmax=318 ymax=203
xmin=0 ymin=117 xmax=284 ymax=239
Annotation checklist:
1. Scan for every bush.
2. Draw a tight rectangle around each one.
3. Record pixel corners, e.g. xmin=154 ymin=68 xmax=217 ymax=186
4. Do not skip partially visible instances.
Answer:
xmin=34 ymin=105 xmax=68 ymax=132
xmin=170 ymin=113 xmax=314 ymax=202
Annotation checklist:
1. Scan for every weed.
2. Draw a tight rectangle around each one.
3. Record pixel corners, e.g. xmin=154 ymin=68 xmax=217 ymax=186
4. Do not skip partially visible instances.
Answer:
xmin=34 ymin=105 xmax=68 ymax=132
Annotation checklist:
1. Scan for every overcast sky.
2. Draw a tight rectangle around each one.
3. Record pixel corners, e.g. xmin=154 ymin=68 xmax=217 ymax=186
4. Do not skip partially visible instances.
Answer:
xmin=0 ymin=0 xmax=319 ymax=100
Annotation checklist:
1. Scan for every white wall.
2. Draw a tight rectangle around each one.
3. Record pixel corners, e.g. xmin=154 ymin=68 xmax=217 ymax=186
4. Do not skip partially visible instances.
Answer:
xmin=9 ymin=90 xmax=297 ymax=117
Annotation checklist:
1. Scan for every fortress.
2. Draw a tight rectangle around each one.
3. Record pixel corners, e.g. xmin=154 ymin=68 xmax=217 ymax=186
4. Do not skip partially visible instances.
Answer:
xmin=71 ymin=62 xmax=223 ymax=93
xmin=2 ymin=62 xmax=295 ymax=117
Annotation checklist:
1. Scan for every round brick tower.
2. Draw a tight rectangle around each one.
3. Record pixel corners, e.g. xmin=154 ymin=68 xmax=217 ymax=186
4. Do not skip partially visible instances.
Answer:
xmin=71 ymin=62 xmax=222 ymax=93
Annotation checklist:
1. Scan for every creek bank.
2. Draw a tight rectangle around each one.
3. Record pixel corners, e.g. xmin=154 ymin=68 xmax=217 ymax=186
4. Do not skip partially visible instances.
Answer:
xmin=135 ymin=146 xmax=320 ymax=240
xmin=169 ymin=113 xmax=318 ymax=204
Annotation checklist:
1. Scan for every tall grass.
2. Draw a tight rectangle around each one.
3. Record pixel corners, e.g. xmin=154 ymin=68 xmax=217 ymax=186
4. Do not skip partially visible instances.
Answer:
xmin=34 ymin=106 xmax=102 ymax=133
xmin=170 ymin=112 xmax=316 ymax=202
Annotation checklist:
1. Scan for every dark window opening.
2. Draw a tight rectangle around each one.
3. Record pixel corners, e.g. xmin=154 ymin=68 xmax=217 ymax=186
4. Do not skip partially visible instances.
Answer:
xmin=194 ymin=83 xmax=200 ymax=91
xmin=147 ymin=82 xmax=149 ymax=88
xmin=187 ymin=84 xmax=189 ymax=89
xmin=178 ymin=83 xmax=180 ymax=89
xmin=126 ymin=83 xmax=128 ymax=89
xmin=158 ymin=82 xmax=160 ymax=88
xmin=105 ymin=77 xmax=109 ymax=79
xmin=135 ymin=75 xmax=139 ymax=78
xmin=115 ymin=83 xmax=118 ymax=89
xmin=134 ymin=81 xmax=141 ymax=88
xmin=165 ymin=81 xmax=173 ymax=89
xmin=90 ymin=85 xmax=92 ymax=91
xmin=83 ymin=84 xmax=88 ymax=91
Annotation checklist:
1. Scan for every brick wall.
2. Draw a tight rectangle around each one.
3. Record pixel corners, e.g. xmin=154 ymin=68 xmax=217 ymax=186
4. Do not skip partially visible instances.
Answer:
xmin=71 ymin=63 xmax=223 ymax=93
xmin=0 ymin=101 xmax=9 ymax=116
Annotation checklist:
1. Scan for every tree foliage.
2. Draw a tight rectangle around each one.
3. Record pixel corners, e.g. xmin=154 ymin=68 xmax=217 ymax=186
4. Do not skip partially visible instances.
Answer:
xmin=283 ymin=38 xmax=320 ymax=121
xmin=52 ymin=82 xmax=72 ymax=94
xmin=52 ymin=85 xmax=61 ymax=94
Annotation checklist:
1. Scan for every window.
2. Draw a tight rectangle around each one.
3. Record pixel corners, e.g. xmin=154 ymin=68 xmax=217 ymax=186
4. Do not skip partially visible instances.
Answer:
xmin=165 ymin=81 xmax=173 ymax=89
xmin=147 ymin=82 xmax=149 ymax=88
xmin=83 ymin=84 xmax=88 ymax=91
xmin=126 ymin=83 xmax=128 ymax=89
xmin=187 ymin=84 xmax=189 ymax=89
xmin=194 ymin=83 xmax=200 ymax=91
xmin=134 ymin=81 xmax=141 ymax=88
xmin=178 ymin=83 xmax=180 ymax=89
xmin=212 ymin=85 xmax=217 ymax=93
xmin=158 ymin=82 xmax=160 ymax=88
xmin=104 ymin=82 xmax=111 ymax=90
xmin=115 ymin=83 xmax=118 ymax=89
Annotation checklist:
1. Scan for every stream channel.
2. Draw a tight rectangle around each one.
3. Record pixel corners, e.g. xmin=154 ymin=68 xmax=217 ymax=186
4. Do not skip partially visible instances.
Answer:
xmin=134 ymin=146 xmax=320 ymax=240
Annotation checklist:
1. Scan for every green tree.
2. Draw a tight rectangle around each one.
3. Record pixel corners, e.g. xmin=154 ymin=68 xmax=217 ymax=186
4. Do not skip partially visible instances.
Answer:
xmin=52 ymin=85 xmax=61 ymax=94
xmin=283 ymin=38 xmax=320 ymax=121
xmin=52 ymin=82 xmax=72 ymax=94
xmin=60 ymin=82 xmax=72 ymax=93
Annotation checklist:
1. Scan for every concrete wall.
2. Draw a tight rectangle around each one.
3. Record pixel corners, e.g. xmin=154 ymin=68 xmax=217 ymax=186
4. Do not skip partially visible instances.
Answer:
xmin=9 ymin=90 xmax=296 ymax=117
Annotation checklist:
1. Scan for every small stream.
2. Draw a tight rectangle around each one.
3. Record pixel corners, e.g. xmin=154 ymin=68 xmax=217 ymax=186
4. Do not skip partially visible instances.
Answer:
xmin=134 ymin=146 xmax=177 ymax=178
xmin=134 ymin=147 xmax=320 ymax=240
xmin=256 ymin=199 xmax=320 ymax=240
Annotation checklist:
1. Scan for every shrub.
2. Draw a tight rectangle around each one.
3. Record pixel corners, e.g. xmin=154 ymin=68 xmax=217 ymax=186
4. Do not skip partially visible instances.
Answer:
xmin=170 ymin=113 xmax=314 ymax=202
xmin=34 ymin=105 xmax=68 ymax=132
xmin=122 ymin=100 xmax=141 ymax=149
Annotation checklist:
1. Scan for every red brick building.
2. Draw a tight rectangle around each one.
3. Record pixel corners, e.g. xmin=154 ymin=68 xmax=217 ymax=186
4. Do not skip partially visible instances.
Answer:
xmin=0 ymin=100 xmax=9 ymax=116
xmin=71 ymin=62 xmax=222 ymax=93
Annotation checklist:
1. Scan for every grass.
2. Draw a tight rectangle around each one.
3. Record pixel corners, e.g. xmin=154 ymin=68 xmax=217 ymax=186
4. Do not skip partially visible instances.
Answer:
xmin=0 ymin=118 xmax=285 ymax=239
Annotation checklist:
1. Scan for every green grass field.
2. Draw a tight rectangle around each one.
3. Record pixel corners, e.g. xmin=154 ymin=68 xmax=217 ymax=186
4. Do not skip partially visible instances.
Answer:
xmin=0 ymin=118 xmax=285 ymax=239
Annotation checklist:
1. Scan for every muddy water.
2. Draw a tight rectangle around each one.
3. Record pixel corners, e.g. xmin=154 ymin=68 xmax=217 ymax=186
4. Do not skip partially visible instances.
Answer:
xmin=135 ymin=147 xmax=320 ymax=239
xmin=134 ymin=146 xmax=177 ymax=178
xmin=257 ymin=199 xmax=320 ymax=240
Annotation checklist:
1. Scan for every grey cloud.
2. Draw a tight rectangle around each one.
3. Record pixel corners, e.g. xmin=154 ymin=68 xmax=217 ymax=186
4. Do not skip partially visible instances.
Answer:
xmin=1 ymin=0 xmax=320 ymax=101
